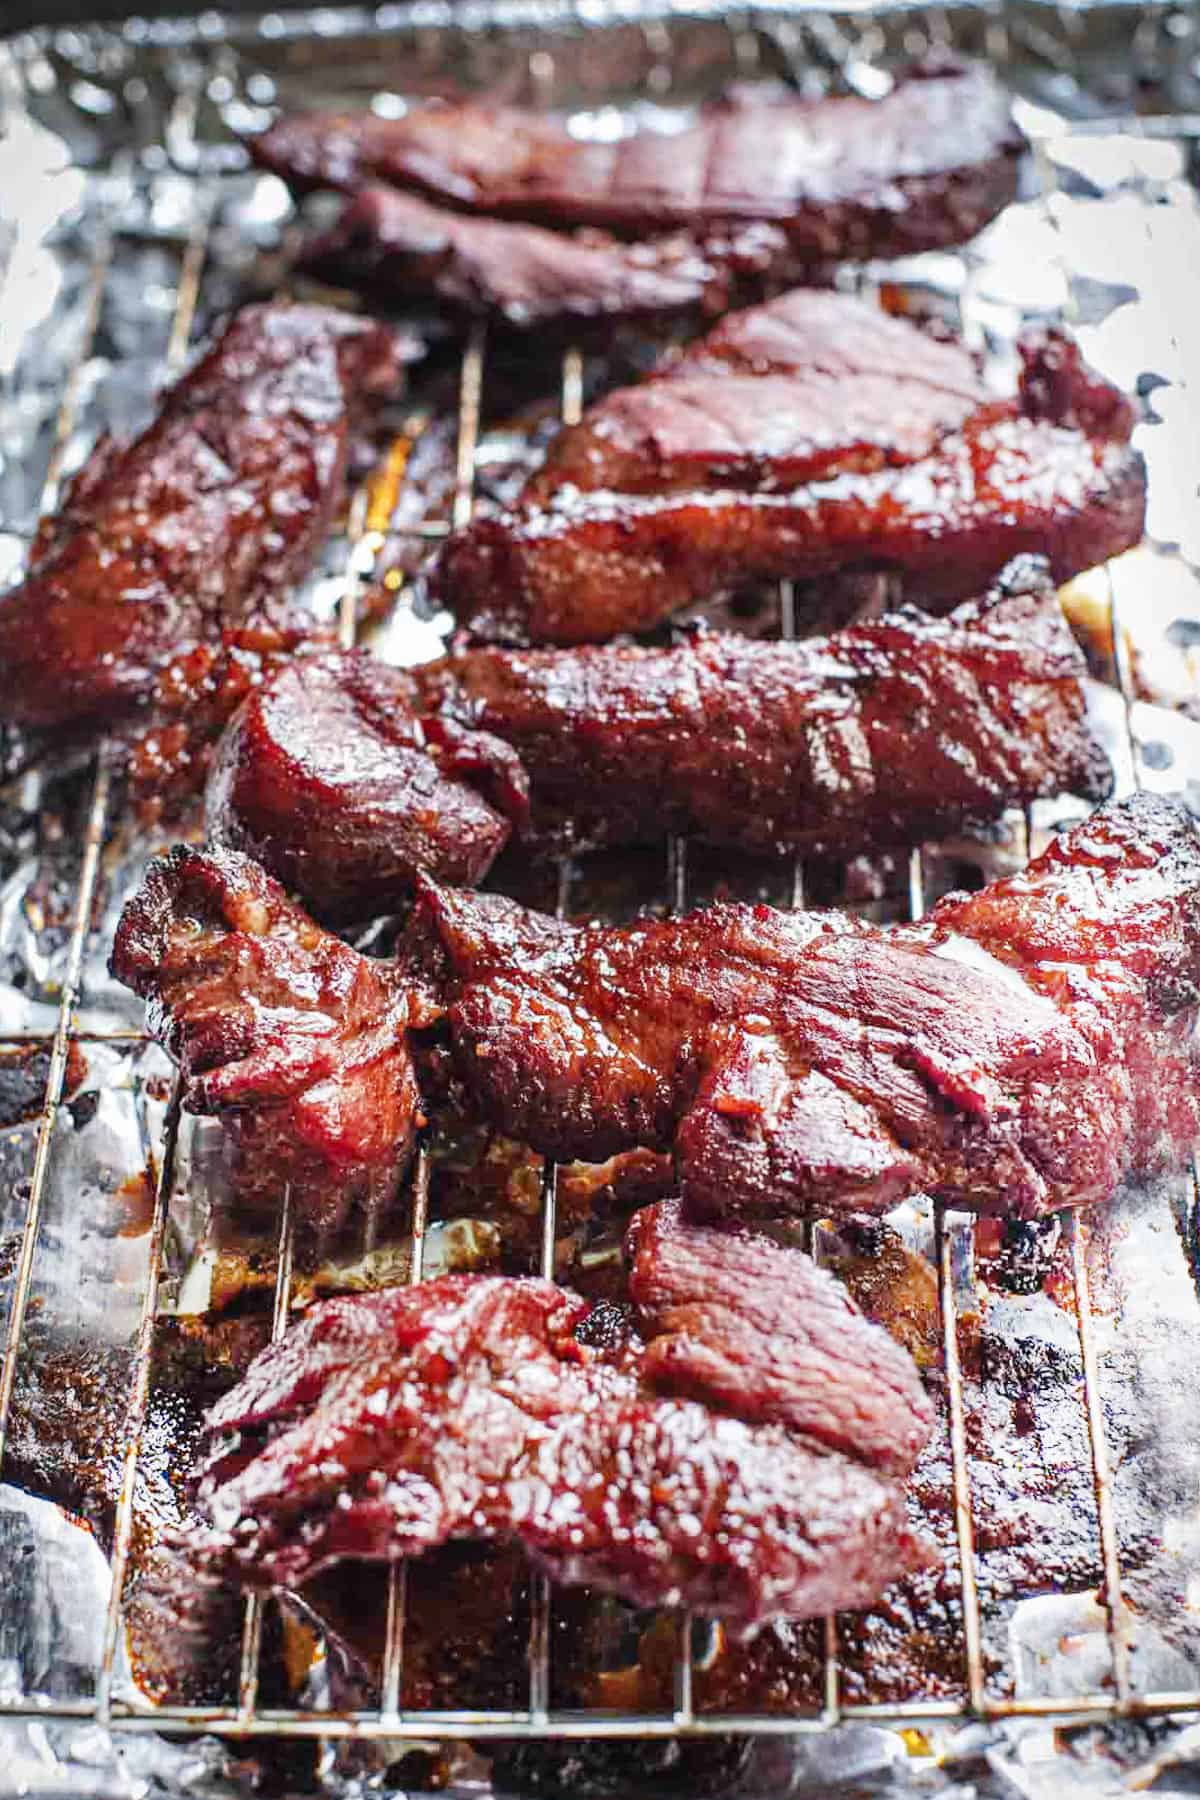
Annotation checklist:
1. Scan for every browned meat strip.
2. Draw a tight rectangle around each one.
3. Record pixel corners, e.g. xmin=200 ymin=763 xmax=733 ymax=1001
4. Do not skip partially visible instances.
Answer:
xmin=301 ymin=186 xmax=727 ymax=331
xmin=206 ymin=562 xmax=1111 ymax=923
xmin=523 ymin=288 xmax=993 ymax=501
xmin=0 ymin=303 xmax=404 ymax=765
xmin=434 ymin=427 xmax=1145 ymax=644
xmin=416 ymin=563 xmax=1113 ymax=856
xmin=411 ymin=794 xmax=1200 ymax=1221
xmin=626 ymin=1198 xmax=932 ymax=1476
xmin=207 ymin=648 xmax=527 ymax=925
xmin=251 ymin=57 xmax=1024 ymax=258
xmin=110 ymin=845 xmax=435 ymax=1241
xmin=194 ymin=1203 xmax=932 ymax=1622
xmin=430 ymin=296 xmax=1144 ymax=644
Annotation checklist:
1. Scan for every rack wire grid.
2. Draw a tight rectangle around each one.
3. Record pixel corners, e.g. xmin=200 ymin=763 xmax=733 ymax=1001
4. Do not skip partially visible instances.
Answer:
xmin=0 ymin=0 xmax=1199 ymax=1754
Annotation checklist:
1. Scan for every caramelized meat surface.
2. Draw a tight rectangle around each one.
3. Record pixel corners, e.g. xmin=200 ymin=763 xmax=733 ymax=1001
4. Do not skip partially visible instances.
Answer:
xmin=207 ymin=648 xmax=527 ymax=925
xmin=627 ymin=1199 xmax=932 ymax=1475
xmin=523 ymin=288 xmax=992 ymax=501
xmin=207 ymin=563 xmax=1110 ymax=922
xmin=252 ymin=57 xmax=1023 ymax=257
xmin=413 ymin=794 xmax=1200 ymax=1221
xmin=0 ymin=303 xmax=402 ymax=759
xmin=196 ymin=1202 xmax=932 ymax=1622
xmin=429 ymin=296 xmax=1143 ymax=644
xmin=301 ymin=186 xmax=727 ymax=331
xmin=111 ymin=845 xmax=433 ymax=1240
xmin=417 ymin=564 xmax=1112 ymax=857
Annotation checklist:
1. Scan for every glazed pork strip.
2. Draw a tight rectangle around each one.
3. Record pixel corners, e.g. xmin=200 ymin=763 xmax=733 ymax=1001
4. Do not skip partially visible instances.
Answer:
xmin=0 ymin=302 xmax=404 ymax=755
xmin=251 ymin=56 xmax=1024 ymax=258
xmin=429 ymin=292 xmax=1144 ymax=644
xmin=207 ymin=561 xmax=1112 ymax=925
xmin=194 ymin=1200 xmax=933 ymax=1624
xmin=206 ymin=647 xmax=529 ymax=926
xmin=412 ymin=793 xmax=1200 ymax=1222
xmin=110 ymin=844 xmax=437 ymax=1242
xmin=433 ymin=431 xmax=1145 ymax=646
xmin=300 ymin=186 xmax=730 ymax=331
xmin=412 ymin=563 xmax=1113 ymax=858
xmin=521 ymin=285 xmax=997 ymax=502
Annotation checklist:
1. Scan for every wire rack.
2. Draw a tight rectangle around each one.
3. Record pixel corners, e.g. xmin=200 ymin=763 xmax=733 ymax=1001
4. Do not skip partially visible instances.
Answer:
xmin=0 ymin=0 xmax=1199 ymax=1755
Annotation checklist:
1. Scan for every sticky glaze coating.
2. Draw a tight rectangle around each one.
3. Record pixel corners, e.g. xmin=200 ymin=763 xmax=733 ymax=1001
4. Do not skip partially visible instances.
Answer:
xmin=411 ymin=794 xmax=1200 ymax=1221
xmin=435 ymin=424 xmax=1146 ymax=645
xmin=0 ymin=303 xmax=403 ymax=742
xmin=431 ymin=298 xmax=1144 ymax=644
xmin=251 ymin=56 xmax=1024 ymax=256
xmin=207 ymin=564 xmax=1110 ymax=923
xmin=416 ymin=565 xmax=1113 ymax=857
xmin=194 ymin=1201 xmax=932 ymax=1623
xmin=522 ymin=288 xmax=993 ymax=502
xmin=301 ymin=186 xmax=728 ymax=332
xmin=207 ymin=649 xmax=527 ymax=926
xmin=110 ymin=845 xmax=434 ymax=1241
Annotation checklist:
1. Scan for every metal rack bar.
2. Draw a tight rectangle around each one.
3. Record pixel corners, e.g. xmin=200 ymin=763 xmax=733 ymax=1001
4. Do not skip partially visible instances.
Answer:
xmin=935 ymin=1204 xmax=988 ymax=1713
xmin=908 ymin=835 xmax=989 ymax=1714
xmin=94 ymin=1082 xmax=183 ymax=1719
xmin=1029 ymin=133 xmax=1140 ymax=1712
xmin=527 ymin=1158 xmax=559 ymax=1725
xmin=0 ymin=761 xmax=111 ymax=1462
xmin=88 ymin=1677 xmax=1200 ymax=1737
xmin=523 ymin=337 xmax=591 ymax=1729
xmin=86 ymin=183 xmax=216 ymax=1721
xmin=235 ymin=1186 xmax=295 ymax=1722
xmin=1069 ymin=1211 xmax=1133 ymax=1704
xmin=378 ymin=1148 xmax=431 ymax=1722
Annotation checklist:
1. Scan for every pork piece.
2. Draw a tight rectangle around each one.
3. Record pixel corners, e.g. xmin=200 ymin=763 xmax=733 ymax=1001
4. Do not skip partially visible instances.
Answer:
xmin=207 ymin=563 xmax=1110 ymax=921
xmin=301 ymin=186 xmax=728 ymax=332
xmin=110 ymin=845 xmax=434 ymax=1240
xmin=429 ymin=295 xmax=1144 ymax=644
xmin=523 ymin=287 xmax=993 ymax=502
xmin=207 ymin=648 xmax=527 ymax=925
xmin=195 ymin=1202 xmax=932 ymax=1622
xmin=432 ymin=429 xmax=1146 ymax=645
xmin=252 ymin=56 xmax=1024 ymax=257
xmin=412 ymin=793 xmax=1200 ymax=1221
xmin=0 ymin=303 xmax=403 ymax=749
xmin=626 ymin=1198 xmax=932 ymax=1475
xmin=416 ymin=563 xmax=1113 ymax=857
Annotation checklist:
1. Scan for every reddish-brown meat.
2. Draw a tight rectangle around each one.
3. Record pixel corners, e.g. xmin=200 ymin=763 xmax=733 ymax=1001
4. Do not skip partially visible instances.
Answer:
xmin=434 ymin=428 xmax=1145 ymax=645
xmin=412 ymin=794 xmax=1200 ymax=1221
xmin=301 ymin=186 xmax=728 ymax=331
xmin=0 ymin=303 xmax=404 ymax=751
xmin=626 ymin=1198 xmax=932 ymax=1476
xmin=251 ymin=57 xmax=1024 ymax=258
xmin=416 ymin=564 xmax=1113 ymax=856
xmin=110 ymin=845 xmax=435 ymax=1240
xmin=195 ymin=1202 xmax=932 ymax=1623
xmin=523 ymin=287 xmax=993 ymax=501
xmin=207 ymin=648 xmax=527 ymax=926
xmin=429 ymin=296 xmax=1144 ymax=644
xmin=206 ymin=563 xmax=1110 ymax=923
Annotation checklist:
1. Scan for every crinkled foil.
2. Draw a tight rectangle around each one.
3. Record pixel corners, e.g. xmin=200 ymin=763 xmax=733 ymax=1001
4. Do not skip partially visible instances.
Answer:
xmin=2 ymin=3 xmax=1200 ymax=1796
